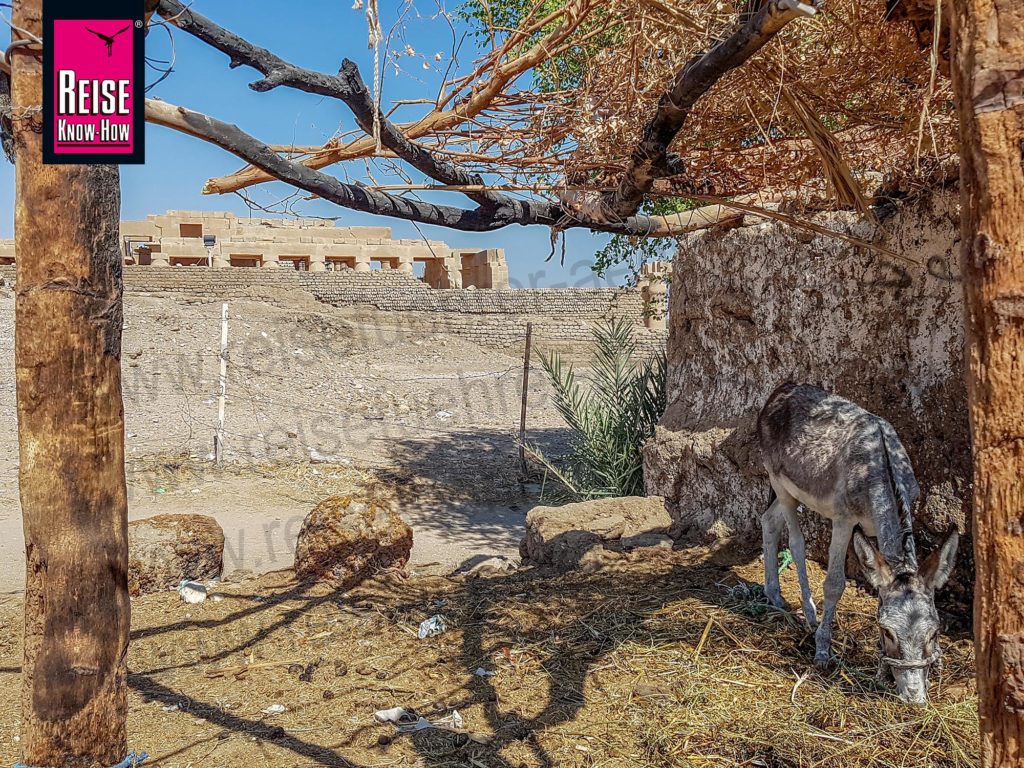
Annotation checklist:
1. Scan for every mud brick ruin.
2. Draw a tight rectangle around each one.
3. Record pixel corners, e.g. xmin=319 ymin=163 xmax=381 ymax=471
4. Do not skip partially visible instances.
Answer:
xmin=0 ymin=211 xmax=672 ymax=347
xmin=0 ymin=210 xmax=510 ymax=290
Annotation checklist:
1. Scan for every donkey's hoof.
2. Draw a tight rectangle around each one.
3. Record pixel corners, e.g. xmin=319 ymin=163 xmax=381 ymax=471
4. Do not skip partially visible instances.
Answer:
xmin=765 ymin=590 xmax=786 ymax=610
xmin=813 ymin=652 xmax=832 ymax=668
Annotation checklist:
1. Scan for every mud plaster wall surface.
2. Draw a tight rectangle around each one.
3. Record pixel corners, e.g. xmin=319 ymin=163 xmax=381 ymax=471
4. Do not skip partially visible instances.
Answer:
xmin=642 ymin=191 xmax=971 ymax=607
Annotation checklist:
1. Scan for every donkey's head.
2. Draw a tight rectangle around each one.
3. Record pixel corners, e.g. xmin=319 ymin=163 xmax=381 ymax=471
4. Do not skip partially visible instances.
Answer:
xmin=852 ymin=529 xmax=959 ymax=705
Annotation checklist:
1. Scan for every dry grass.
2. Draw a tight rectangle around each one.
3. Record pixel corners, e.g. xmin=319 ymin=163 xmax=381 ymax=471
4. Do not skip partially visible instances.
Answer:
xmin=0 ymin=550 xmax=976 ymax=767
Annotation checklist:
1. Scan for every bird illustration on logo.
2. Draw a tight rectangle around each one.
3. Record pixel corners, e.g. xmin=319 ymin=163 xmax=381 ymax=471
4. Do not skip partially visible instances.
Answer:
xmin=85 ymin=25 xmax=131 ymax=57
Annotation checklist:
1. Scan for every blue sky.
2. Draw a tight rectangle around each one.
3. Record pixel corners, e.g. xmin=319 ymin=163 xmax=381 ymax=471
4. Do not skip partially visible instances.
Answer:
xmin=0 ymin=0 xmax=623 ymax=288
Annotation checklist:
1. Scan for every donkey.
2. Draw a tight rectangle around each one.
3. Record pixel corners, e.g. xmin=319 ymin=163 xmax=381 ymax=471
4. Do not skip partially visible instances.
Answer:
xmin=757 ymin=382 xmax=959 ymax=704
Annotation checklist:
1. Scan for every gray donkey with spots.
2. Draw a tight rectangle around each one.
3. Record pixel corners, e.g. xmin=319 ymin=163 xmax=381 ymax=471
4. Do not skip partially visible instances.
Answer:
xmin=757 ymin=382 xmax=959 ymax=704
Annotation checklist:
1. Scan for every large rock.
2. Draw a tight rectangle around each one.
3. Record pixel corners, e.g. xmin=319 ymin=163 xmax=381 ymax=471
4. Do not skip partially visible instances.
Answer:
xmin=295 ymin=494 xmax=412 ymax=587
xmin=644 ymin=190 xmax=972 ymax=609
xmin=128 ymin=514 xmax=225 ymax=596
xmin=520 ymin=496 xmax=673 ymax=571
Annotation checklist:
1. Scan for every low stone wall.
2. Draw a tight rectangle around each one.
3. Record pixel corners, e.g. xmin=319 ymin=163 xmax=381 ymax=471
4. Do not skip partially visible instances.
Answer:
xmin=122 ymin=266 xmax=317 ymax=307
xmin=642 ymin=190 xmax=971 ymax=607
xmin=302 ymin=271 xmax=644 ymax=318
xmin=301 ymin=270 xmax=661 ymax=349
xmin=0 ymin=264 xmax=664 ymax=351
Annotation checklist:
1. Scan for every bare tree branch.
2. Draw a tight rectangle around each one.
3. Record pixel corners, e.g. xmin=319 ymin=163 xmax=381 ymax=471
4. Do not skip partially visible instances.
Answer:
xmin=144 ymin=0 xmax=830 ymax=239
xmin=145 ymin=98 xmax=541 ymax=230
xmin=161 ymin=1 xmax=599 ymax=195
xmin=603 ymin=0 xmax=817 ymax=219
xmin=145 ymin=97 xmax=742 ymax=237
xmin=154 ymin=0 xmax=505 ymax=208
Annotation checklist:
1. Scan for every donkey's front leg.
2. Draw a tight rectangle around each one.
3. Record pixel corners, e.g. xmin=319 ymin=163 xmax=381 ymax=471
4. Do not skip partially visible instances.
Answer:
xmin=781 ymin=504 xmax=818 ymax=630
xmin=815 ymin=519 xmax=854 ymax=666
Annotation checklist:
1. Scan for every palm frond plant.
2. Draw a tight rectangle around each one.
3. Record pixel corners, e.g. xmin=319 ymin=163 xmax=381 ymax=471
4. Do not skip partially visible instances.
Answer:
xmin=525 ymin=318 xmax=666 ymax=500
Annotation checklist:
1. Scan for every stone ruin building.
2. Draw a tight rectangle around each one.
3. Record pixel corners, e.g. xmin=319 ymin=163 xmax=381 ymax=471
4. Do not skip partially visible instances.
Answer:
xmin=0 ymin=210 xmax=671 ymax=331
xmin=0 ymin=210 xmax=510 ymax=290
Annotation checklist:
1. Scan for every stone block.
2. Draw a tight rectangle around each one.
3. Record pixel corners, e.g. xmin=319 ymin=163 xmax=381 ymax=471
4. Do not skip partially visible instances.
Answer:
xmin=128 ymin=514 xmax=224 ymax=596
xmin=294 ymin=494 xmax=412 ymax=587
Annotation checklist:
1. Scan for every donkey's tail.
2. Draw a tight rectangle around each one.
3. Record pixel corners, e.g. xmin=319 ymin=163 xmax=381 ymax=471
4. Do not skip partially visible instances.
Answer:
xmin=878 ymin=423 xmax=920 ymax=569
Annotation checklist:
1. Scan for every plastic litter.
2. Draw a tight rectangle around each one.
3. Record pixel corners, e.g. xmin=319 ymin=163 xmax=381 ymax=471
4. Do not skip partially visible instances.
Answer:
xmin=374 ymin=707 xmax=467 ymax=733
xmin=178 ymin=580 xmax=208 ymax=604
xmin=417 ymin=615 xmax=447 ymax=639
xmin=262 ymin=703 xmax=286 ymax=715
xmin=474 ymin=667 xmax=497 ymax=677
xmin=374 ymin=707 xmax=433 ymax=732
xmin=309 ymin=448 xmax=338 ymax=464
xmin=437 ymin=710 xmax=464 ymax=729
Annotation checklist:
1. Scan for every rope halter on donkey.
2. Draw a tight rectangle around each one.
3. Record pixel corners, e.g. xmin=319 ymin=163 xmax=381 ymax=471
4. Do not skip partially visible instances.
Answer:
xmin=882 ymin=647 xmax=942 ymax=670
xmin=878 ymin=645 xmax=943 ymax=682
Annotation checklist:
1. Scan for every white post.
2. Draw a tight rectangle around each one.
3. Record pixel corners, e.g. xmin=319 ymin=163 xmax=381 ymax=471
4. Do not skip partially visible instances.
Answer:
xmin=214 ymin=302 xmax=228 ymax=463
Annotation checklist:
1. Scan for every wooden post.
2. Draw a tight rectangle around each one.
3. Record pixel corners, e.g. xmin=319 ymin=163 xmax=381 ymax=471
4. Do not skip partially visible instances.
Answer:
xmin=951 ymin=0 xmax=1024 ymax=764
xmin=519 ymin=322 xmax=532 ymax=476
xmin=12 ymin=0 xmax=130 ymax=763
xmin=214 ymin=302 xmax=228 ymax=463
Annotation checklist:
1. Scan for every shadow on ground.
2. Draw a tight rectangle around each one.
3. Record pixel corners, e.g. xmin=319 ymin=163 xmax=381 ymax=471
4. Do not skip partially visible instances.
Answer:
xmin=0 ymin=549 xmax=972 ymax=767
xmin=372 ymin=426 xmax=572 ymax=558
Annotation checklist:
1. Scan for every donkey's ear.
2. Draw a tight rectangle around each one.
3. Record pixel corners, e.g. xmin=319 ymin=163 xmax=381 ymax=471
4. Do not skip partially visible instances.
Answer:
xmin=920 ymin=528 xmax=959 ymax=592
xmin=853 ymin=531 xmax=892 ymax=590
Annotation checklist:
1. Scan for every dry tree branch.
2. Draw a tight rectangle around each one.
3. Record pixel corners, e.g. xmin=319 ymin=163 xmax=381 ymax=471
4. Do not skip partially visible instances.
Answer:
xmin=141 ymin=0 xmax=925 ymax=257
xmin=601 ymin=0 xmax=818 ymax=220
xmin=145 ymin=97 xmax=740 ymax=237
xmin=145 ymin=0 xmax=787 ymax=235
xmin=154 ymin=0 xmax=506 ymax=208
xmin=155 ymin=0 xmax=599 ymax=195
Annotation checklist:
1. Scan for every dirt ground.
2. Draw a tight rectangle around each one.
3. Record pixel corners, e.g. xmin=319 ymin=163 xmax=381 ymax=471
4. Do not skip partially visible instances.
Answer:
xmin=0 ymin=292 xmax=575 ymax=592
xmin=0 ymin=551 xmax=977 ymax=767
xmin=0 ymin=291 xmax=981 ymax=766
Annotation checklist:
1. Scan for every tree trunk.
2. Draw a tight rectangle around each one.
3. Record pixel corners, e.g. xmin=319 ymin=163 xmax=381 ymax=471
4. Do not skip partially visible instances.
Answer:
xmin=950 ymin=0 xmax=1024 ymax=764
xmin=12 ymin=1 xmax=130 ymax=765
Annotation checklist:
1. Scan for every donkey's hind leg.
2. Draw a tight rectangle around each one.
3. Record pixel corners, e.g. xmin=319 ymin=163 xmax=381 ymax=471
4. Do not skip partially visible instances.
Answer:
xmin=780 ymin=502 xmax=818 ymax=630
xmin=761 ymin=490 xmax=787 ymax=609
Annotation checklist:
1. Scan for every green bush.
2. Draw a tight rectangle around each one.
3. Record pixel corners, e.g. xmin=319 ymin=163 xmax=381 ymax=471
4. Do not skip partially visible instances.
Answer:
xmin=526 ymin=318 xmax=666 ymax=500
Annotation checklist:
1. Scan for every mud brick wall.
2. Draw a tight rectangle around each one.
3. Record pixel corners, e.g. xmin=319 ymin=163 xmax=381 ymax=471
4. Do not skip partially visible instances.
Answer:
xmin=0 ymin=265 xmax=664 ymax=351
xmin=301 ymin=271 xmax=645 ymax=318
xmin=331 ymin=306 xmax=667 ymax=353
xmin=122 ymin=266 xmax=315 ymax=306
xmin=300 ymin=271 xmax=661 ymax=349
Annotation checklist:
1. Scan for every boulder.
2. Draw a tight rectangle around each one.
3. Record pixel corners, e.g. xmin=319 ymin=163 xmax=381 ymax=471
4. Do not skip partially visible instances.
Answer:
xmin=645 ymin=190 xmax=972 ymax=611
xmin=520 ymin=496 xmax=672 ymax=571
xmin=294 ymin=494 xmax=412 ymax=587
xmin=128 ymin=514 xmax=224 ymax=596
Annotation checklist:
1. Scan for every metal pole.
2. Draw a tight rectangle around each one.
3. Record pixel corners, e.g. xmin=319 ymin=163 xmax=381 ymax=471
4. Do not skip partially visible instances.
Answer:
xmin=214 ymin=302 xmax=229 ymax=463
xmin=519 ymin=322 xmax=533 ymax=476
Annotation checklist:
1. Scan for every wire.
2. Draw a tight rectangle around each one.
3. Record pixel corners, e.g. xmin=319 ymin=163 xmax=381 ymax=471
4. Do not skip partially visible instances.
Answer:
xmin=144 ymin=19 xmax=177 ymax=93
